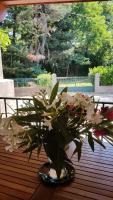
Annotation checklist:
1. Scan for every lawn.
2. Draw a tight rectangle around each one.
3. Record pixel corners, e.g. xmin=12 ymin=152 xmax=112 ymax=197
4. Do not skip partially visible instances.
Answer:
xmin=59 ymin=81 xmax=93 ymax=87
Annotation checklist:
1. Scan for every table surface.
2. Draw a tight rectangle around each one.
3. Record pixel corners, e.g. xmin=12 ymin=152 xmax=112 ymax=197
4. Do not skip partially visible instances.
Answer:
xmin=0 ymin=138 xmax=113 ymax=200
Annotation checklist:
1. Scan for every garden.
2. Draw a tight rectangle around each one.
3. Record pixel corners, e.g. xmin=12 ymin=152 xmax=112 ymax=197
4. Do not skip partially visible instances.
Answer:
xmin=1 ymin=1 xmax=113 ymax=81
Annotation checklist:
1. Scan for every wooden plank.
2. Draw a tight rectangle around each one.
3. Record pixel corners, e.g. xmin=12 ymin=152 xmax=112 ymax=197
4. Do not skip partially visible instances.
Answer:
xmin=0 ymin=178 xmax=34 ymax=193
xmin=0 ymin=0 xmax=107 ymax=7
xmin=73 ymin=182 xmax=113 ymax=197
xmin=53 ymin=191 xmax=93 ymax=200
xmin=0 ymin=172 xmax=37 ymax=188
xmin=0 ymin=137 xmax=41 ymax=199
xmin=74 ymin=173 xmax=113 ymax=187
xmin=0 ymin=185 xmax=31 ymax=200
xmin=57 ymin=186 xmax=113 ymax=200
xmin=31 ymin=184 xmax=56 ymax=200
xmin=0 ymin=192 xmax=21 ymax=200
xmin=74 ymin=178 xmax=113 ymax=192
xmin=0 ymin=137 xmax=113 ymax=200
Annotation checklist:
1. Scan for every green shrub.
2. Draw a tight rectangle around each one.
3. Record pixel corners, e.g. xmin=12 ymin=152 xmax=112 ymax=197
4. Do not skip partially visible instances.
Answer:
xmin=89 ymin=66 xmax=107 ymax=76
xmin=101 ymin=67 xmax=113 ymax=86
xmin=89 ymin=66 xmax=113 ymax=86
xmin=37 ymin=73 xmax=52 ymax=87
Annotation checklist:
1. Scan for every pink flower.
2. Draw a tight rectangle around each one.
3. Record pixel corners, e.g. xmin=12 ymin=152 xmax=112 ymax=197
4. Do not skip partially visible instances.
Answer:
xmin=94 ymin=129 xmax=106 ymax=137
xmin=27 ymin=53 xmax=45 ymax=62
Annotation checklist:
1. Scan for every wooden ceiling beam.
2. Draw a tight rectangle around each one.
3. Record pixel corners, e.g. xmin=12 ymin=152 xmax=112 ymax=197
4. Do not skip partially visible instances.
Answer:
xmin=0 ymin=0 xmax=108 ymax=7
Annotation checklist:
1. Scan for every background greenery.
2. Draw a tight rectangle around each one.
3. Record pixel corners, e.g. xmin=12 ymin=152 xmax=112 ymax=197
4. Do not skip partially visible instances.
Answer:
xmin=37 ymin=73 xmax=52 ymax=87
xmin=89 ymin=65 xmax=113 ymax=85
xmin=1 ymin=1 xmax=113 ymax=78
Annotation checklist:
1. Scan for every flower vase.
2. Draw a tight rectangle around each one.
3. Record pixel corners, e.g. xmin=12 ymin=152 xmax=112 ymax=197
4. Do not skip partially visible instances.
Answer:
xmin=38 ymin=160 xmax=75 ymax=185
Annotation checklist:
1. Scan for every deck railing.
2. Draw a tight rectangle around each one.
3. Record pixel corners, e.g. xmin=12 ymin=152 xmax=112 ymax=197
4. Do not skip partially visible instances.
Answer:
xmin=0 ymin=96 xmax=113 ymax=118
xmin=0 ymin=97 xmax=33 ymax=117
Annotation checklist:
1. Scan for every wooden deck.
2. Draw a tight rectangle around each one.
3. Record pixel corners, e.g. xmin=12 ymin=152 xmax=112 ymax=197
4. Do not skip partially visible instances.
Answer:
xmin=0 ymin=138 xmax=113 ymax=200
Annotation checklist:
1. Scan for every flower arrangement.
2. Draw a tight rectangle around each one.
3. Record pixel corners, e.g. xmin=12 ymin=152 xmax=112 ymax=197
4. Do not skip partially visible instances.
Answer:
xmin=0 ymin=82 xmax=113 ymax=179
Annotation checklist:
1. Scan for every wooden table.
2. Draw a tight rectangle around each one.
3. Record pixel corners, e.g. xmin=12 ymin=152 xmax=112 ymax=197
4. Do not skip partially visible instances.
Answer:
xmin=0 ymin=138 xmax=113 ymax=200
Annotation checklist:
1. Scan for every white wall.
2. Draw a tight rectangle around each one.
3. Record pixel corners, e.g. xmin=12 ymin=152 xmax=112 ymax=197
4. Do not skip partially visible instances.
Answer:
xmin=15 ymin=86 xmax=51 ymax=97
xmin=0 ymin=79 xmax=15 ymax=115
xmin=95 ymin=73 xmax=113 ymax=93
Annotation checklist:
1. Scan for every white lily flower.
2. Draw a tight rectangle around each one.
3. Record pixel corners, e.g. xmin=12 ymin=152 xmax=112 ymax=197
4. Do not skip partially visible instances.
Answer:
xmin=60 ymin=93 xmax=75 ymax=104
xmin=43 ymin=118 xmax=53 ymax=130
xmin=5 ymin=145 xmax=14 ymax=152
xmin=87 ymin=113 xmax=103 ymax=124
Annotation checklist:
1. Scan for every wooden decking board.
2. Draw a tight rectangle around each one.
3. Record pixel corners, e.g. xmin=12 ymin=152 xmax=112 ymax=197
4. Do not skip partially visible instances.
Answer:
xmin=74 ymin=173 xmax=113 ymax=187
xmin=0 ymin=172 xmax=38 ymax=188
xmin=0 ymin=167 xmax=38 ymax=183
xmin=0 ymin=148 xmax=47 ymax=162
xmin=0 ymin=152 xmax=46 ymax=165
xmin=81 ymin=152 xmax=113 ymax=160
xmin=53 ymin=191 xmax=94 ymax=200
xmin=0 ymin=192 xmax=21 ymax=200
xmin=76 ymin=147 xmax=113 ymax=155
xmin=82 ymin=151 xmax=113 ymax=159
xmin=0 ymin=158 xmax=38 ymax=173
xmin=58 ymin=186 xmax=113 ymax=200
xmin=0 ymin=163 xmax=37 ymax=177
xmin=0 ymin=137 xmax=113 ymax=200
xmin=73 ymin=178 xmax=113 ymax=192
xmin=76 ymin=168 xmax=113 ymax=181
xmin=76 ymin=167 xmax=113 ymax=180
xmin=30 ymin=184 xmax=56 ymax=200
xmin=73 ymin=159 xmax=113 ymax=171
xmin=53 ymin=196 xmax=71 ymax=200
xmin=0 ymin=155 xmax=38 ymax=170
xmin=0 ymin=178 xmax=34 ymax=193
xmin=0 ymin=185 xmax=31 ymax=200
xmin=72 ymin=155 xmax=113 ymax=165
xmin=61 ymin=182 xmax=113 ymax=198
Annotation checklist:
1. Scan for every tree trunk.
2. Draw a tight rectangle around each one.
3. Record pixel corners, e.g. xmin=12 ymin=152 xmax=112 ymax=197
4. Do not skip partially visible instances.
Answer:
xmin=0 ymin=47 xmax=3 ymax=79
xmin=66 ymin=64 xmax=70 ymax=77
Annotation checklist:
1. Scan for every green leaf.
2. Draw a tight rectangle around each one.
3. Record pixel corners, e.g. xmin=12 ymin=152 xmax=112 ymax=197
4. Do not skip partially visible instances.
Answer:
xmin=55 ymin=98 xmax=61 ymax=108
xmin=49 ymin=82 xmax=59 ymax=104
xmin=105 ymin=135 xmax=113 ymax=143
xmin=104 ymin=136 xmax=113 ymax=146
xmin=37 ymin=144 xmax=42 ymax=157
xmin=93 ymin=138 xmax=105 ymax=149
xmin=73 ymin=140 xmax=82 ymax=161
xmin=33 ymin=97 xmax=46 ymax=110
xmin=17 ymin=107 xmax=35 ymax=112
xmin=88 ymin=133 xmax=94 ymax=152
xmin=23 ymin=143 xmax=38 ymax=154
xmin=28 ymin=151 xmax=32 ymax=160
xmin=60 ymin=87 xmax=68 ymax=95
xmin=14 ymin=114 xmax=41 ymax=123
xmin=44 ymin=134 xmax=68 ymax=178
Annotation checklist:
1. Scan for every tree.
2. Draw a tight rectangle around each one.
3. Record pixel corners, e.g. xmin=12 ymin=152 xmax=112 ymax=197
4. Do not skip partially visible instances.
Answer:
xmin=71 ymin=2 xmax=113 ymax=67
xmin=2 ymin=4 xmax=73 ymax=77
xmin=2 ymin=6 xmax=46 ymax=78
xmin=0 ymin=29 xmax=10 ymax=78
xmin=2 ymin=2 xmax=113 ymax=78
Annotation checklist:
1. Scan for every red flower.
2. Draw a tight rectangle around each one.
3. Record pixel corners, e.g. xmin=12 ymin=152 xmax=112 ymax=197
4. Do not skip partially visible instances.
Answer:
xmin=94 ymin=129 xmax=106 ymax=137
xmin=66 ymin=104 xmax=75 ymax=111
xmin=101 ymin=106 xmax=109 ymax=114
xmin=105 ymin=110 xmax=113 ymax=120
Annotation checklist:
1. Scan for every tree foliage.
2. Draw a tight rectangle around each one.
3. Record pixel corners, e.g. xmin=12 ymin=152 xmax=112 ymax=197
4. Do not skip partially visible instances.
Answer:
xmin=0 ymin=29 xmax=11 ymax=50
xmin=1 ymin=2 xmax=113 ymax=77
